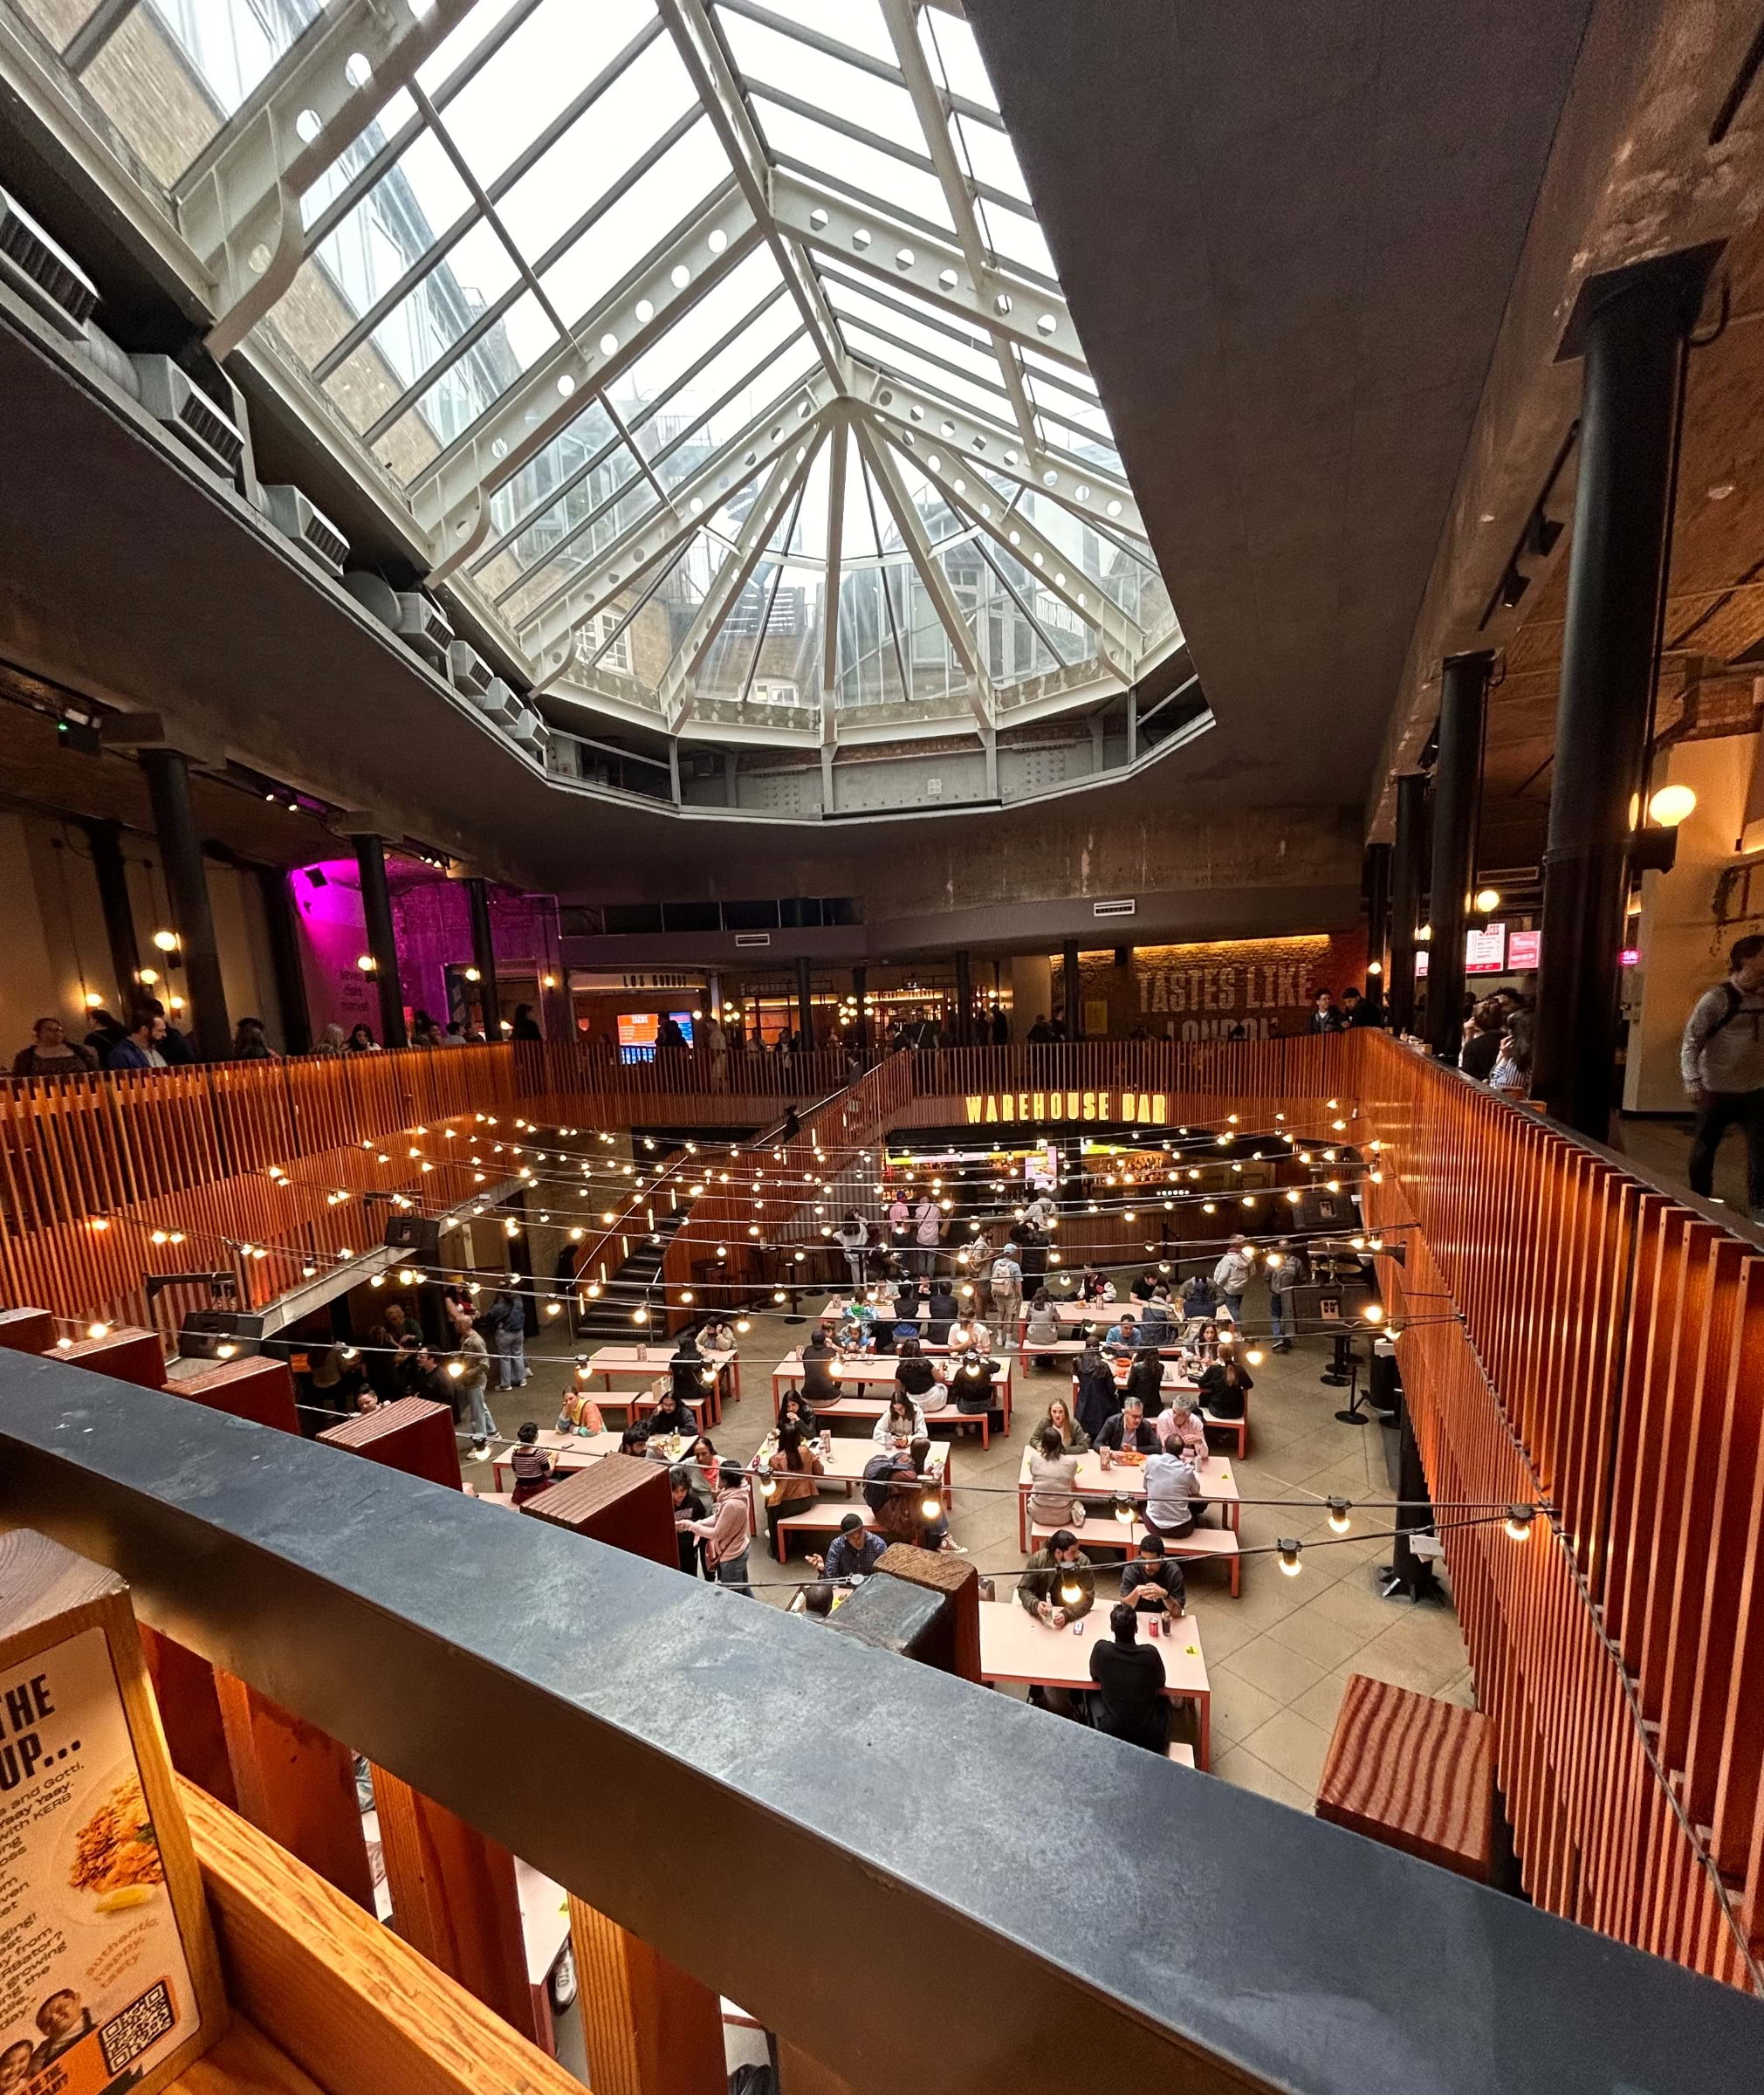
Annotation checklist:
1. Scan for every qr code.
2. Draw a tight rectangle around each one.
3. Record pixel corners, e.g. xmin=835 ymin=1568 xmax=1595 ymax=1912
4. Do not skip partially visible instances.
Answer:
xmin=100 ymin=1981 xmax=175 ymax=2072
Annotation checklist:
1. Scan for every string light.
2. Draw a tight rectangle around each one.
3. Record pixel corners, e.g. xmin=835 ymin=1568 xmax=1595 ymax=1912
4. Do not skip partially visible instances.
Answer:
xmin=1327 ymin=1499 xmax=1352 ymax=1535
xmin=1277 ymin=1539 xmax=1303 ymax=1576
xmin=1505 ymin=1505 xmax=1538 ymax=1542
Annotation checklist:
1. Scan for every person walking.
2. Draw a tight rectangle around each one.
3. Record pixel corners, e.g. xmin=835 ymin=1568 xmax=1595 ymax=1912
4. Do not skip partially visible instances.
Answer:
xmin=455 ymin=1313 xmax=495 ymax=1459
xmin=1266 ymin=1240 xmax=1302 ymax=1353
xmin=1211 ymin=1235 xmax=1253 ymax=1324
xmin=1683 ymin=934 xmax=1764 ymax=1216
xmin=988 ymin=1236 xmax=1024 ymax=1347
xmin=834 ymin=1209 xmax=869 ymax=1295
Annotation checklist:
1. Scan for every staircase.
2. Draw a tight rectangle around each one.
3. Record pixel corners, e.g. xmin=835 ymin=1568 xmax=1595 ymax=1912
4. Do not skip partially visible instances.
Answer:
xmin=573 ymin=1206 xmax=687 ymax=1344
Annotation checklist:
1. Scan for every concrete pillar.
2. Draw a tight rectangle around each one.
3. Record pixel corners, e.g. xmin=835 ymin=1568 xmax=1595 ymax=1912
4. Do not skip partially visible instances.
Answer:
xmin=351 ymin=835 xmax=408 ymax=1049
xmin=141 ymin=748 xmax=231 ymax=1058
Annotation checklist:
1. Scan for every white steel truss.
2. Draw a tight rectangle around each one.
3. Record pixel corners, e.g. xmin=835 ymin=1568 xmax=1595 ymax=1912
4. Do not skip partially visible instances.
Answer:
xmin=14 ymin=0 xmax=1179 ymax=752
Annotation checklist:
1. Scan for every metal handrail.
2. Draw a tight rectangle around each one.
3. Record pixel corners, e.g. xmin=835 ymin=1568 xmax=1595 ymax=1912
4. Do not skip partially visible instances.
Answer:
xmin=0 ymin=1364 xmax=1759 ymax=2093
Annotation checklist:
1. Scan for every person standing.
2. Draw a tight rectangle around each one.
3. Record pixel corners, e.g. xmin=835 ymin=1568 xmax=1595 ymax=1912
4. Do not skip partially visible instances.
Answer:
xmin=455 ymin=1313 xmax=495 ymax=1459
xmin=231 ymin=1016 xmax=278 ymax=1059
xmin=912 ymin=1193 xmax=942 ymax=1281
xmin=12 ymin=1016 xmax=98 ymax=1076
xmin=1211 ymin=1235 xmax=1253 ymax=1324
xmin=704 ymin=1010 xmax=729 ymax=1089
xmin=988 ymin=1236 xmax=1024 ymax=1345
xmin=690 ymin=1469 xmax=754 ymax=1592
xmin=106 ymin=1010 xmax=168 ymax=1071
xmin=1266 ymin=1240 xmax=1301 ymax=1353
xmin=1088 ymin=1604 xmax=1170 ymax=1753
xmin=1308 ymin=991 xmax=1343 ymax=1034
xmin=1682 ymin=934 xmax=1764 ymax=1216
xmin=834 ymin=1209 xmax=869 ymax=1295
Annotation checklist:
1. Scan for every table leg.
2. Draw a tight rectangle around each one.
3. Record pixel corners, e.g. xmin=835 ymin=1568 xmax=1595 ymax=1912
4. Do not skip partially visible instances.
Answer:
xmin=1198 ymin=1693 xmax=1211 ymax=1771
xmin=1017 ymin=1488 xmax=1026 ymax=1552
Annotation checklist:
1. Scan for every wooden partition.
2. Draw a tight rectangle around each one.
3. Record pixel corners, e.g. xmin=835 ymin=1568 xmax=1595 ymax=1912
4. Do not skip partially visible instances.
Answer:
xmin=1354 ymin=1028 xmax=1763 ymax=1986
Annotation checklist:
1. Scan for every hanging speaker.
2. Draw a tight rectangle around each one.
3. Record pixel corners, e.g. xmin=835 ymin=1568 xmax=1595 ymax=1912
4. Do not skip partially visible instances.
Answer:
xmin=383 ymin=1213 xmax=441 ymax=1260
xmin=176 ymin=1308 xmax=267 ymax=1361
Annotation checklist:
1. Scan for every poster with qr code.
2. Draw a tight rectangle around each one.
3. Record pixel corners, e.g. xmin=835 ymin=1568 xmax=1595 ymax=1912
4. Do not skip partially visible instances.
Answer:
xmin=0 ymin=1627 xmax=203 ymax=2095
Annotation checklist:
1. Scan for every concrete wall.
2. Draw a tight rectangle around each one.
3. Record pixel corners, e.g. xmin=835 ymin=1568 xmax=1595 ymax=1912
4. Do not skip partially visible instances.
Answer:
xmin=1623 ymin=733 xmax=1763 ymax=1113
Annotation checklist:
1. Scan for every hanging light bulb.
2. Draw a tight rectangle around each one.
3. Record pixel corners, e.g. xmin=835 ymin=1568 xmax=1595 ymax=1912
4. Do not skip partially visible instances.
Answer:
xmin=1647 ymin=782 xmax=1697 ymax=828
xmin=1505 ymin=1505 xmax=1537 ymax=1542
xmin=1246 ymin=1346 xmax=1265 ymax=1366
xmin=1362 ymin=1302 xmax=1385 ymax=1324
xmin=446 ymin=1359 xmax=464 ymax=1378
xmin=86 ymin=1321 xmax=110 ymax=1341
xmin=920 ymin=1487 xmax=942 ymax=1521
xmin=633 ymin=1305 xmax=649 ymax=1324
xmin=735 ymin=1317 xmax=752 ymax=1335
xmin=1113 ymin=1494 xmax=1135 ymax=1523
xmin=1327 ymin=1499 xmax=1352 ymax=1535
xmin=761 ymin=1475 xmax=778 ymax=1499
xmin=1059 ymin=1575 xmax=1084 ymax=1607
xmin=1277 ymin=1538 xmax=1303 ymax=1576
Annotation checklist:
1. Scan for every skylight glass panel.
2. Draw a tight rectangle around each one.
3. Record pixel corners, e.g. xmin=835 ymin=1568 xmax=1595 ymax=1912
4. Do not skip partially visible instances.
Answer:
xmin=536 ymin=123 xmax=729 ymax=326
xmin=436 ymin=0 xmax=658 ymax=188
xmin=415 ymin=0 xmax=547 ymax=98
xmin=916 ymin=9 xmax=1001 ymax=114
xmin=951 ymin=113 xmax=1031 ymax=208
xmin=717 ymin=9 xmax=913 ymax=141
xmin=826 ymin=279 xmax=1004 ymax=388
xmin=747 ymin=0 xmax=899 ymax=69
xmin=976 ymin=200 xmax=1058 ymax=285
xmin=755 ymin=101 xmax=956 ymax=233
xmin=841 ymin=325 xmax=1011 ymax=421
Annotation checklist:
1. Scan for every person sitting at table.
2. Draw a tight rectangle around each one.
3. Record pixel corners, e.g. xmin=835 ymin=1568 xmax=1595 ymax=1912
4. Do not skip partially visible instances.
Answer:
xmin=698 ymin=1315 xmax=736 ymax=1354
xmin=950 ymin=1345 xmax=1000 ymax=1416
xmin=1026 ymin=1423 xmax=1084 ymax=1530
xmin=862 ymin=1275 xmax=900 ymax=1318
xmin=1102 ymin=1313 xmax=1140 ymax=1357
xmin=800 ymin=1583 xmax=836 ymax=1618
xmin=947 ymin=1311 xmax=992 ymax=1355
xmin=646 ymin=1382 xmax=698 ymax=1439
xmin=864 ymin=1446 xmax=959 ymax=1551
xmin=765 ymin=1422 xmax=825 ymax=1549
xmin=893 ymin=1335 xmax=939 ymax=1404
xmin=1137 ymin=1288 xmax=1175 ymax=1350
xmin=507 ymin=1421 xmax=558 ymax=1507
xmin=1183 ymin=1319 xmax=1224 ymax=1365
xmin=778 ymin=1388 xmax=820 ymax=1439
xmin=1122 ymin=1346 xmax=1165 ymax=1419
xmin=1120 ymin=1532 xmax=1186 ymax=1618
xmin=873 ymin=1388 xmax=929 ymax=1450
xmin=1155 ymin=1392 xmax=1208 ymax=1465
xmin=620 ymin=1421 xmax=653 ymax=1456
xmin=1031 ymin=1394 xmax=1089 ymax=1453
xmin=801 ymin=1326 xmax=841 ymax=1405
xmin=1088 ymin=1604 xmax=1169 ymax=1754
xmin=1075 ymin=1264 xmax=1115 ymax=1304
xmin=834 ymin=1315 xmax=870 ymax=1356
xmin=1142 ymin=1445 xmax=1199 ymax=1539
xmin=1180 ymin=1268 xmax=1220 ymax=1322
xmin=808 ymin=1508 xmax=888 ymax=1584
xmin=1130 ymin=1267 xmax=1163 ymax=1304
xmin=1095 ymin=1394 xmax=1160 ymax=1455
xmin=923 ymin=1282 xmax=958 ymax=1345
xmin=669 ymin=1465 xmax=708 ymax=1576
xmin=1018 ymin=1528 xmax=1095 ymax=1664
xmin=1198 ymin=1353 xmax=1253 ymax=1422
xmin=1024 ymin=1290 xmax=1062 ymax=1366
xmin=1072 ymin=1339 xmax=1118 ymax=1445
xmin=555 ymin=1382 xmax=607 ymax=1436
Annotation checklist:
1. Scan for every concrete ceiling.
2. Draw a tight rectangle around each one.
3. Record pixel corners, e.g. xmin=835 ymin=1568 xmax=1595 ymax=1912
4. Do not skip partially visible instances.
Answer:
xmin=966 ymin=0 xmax=1594 ymax=812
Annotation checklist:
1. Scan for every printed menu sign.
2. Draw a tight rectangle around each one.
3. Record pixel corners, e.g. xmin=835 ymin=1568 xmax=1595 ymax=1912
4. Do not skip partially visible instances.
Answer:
xmin=0 ymin=1535 xmax=222 ymax=2095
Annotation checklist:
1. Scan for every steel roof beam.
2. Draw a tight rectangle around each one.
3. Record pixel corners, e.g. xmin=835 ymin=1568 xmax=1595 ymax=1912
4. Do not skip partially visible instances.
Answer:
xmin=414 ymin=188 xmax=763 ymax=574
xmin=178 ymin=0 xmax=481 ymax=361
xmin=655 ymin=428 xmax=827 ymax=728
xmin=519 ymin=371 xmax=842 ymax=683
xmin=771 ymin=167 xmax=1084 ymax=372
xmin=855 ymin=416 xmax=992 ymax=731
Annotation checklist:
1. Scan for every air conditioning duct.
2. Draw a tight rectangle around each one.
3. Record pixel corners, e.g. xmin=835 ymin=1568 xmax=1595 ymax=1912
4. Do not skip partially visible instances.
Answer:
xmin=131 ymin=354 xmax=245 ymax=477
xmin=0 ymin=187 xmax=99 ymax=338
xmin=74 ymin=322 xmax=139 ymax=398
xmin=339 ymin=571 xmax=401 ymax=628
xmin=261 ymin=484 xmax=347 ymax=576
xmin=393 ymin=591 xmax=452 ymax=670
xmin=547 ymin=736 xmax=581 ymax=777
xmin=508 ymin=708 xmax=546 ymax=752
xmin=447 ymin=640 xmax=492 ymax=697
xmin=474 ymin=677 xmax=522 ymax=727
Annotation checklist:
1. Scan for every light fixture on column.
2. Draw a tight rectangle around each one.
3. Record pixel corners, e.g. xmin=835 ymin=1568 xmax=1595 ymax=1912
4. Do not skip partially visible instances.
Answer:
xmin=1647 ymin=784 xmax=1696 ymax=828
xmin=356 ymin=953 xmax=377 ymax=973
xmin=152 ymin=929 xmax=180 ymax=952
xmin=1473 ymin=887 xmax=1501 ymax=914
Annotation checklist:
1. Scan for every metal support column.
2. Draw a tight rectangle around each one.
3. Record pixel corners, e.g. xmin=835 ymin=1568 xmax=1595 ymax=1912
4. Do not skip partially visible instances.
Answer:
xmin=795 ymin=955 xmax=814 ymax=1049
xmin=1534 ymin=245 xmax=1719 ymax=1137
xmin=1363 ymin=842 xmax=1391 ymax=993
xmin=1426 ymin=650 xmax=1494 ymax=1061
xmin=1061 ymin=938 xmax=1081 ymax=1041
xmin=255 ymin=865 xmax=312 ymax=1054
xmin=953 ymin=950 xmax=972 ymax=1048
xmin=1389 ymin=774 xmax=1427 ymax=1036
xmin=464 ymin=876 xmax=501 ymax=1041
xmin=140 ymin=749 xmax=231 ymax=1060
xmin=83 ymin=818 xmax=141 ymax=1017
xmin=351 ymin=835 xmax=408 ymax=1049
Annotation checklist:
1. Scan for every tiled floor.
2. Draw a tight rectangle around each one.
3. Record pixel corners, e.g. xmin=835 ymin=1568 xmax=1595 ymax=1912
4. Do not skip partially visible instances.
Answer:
xmin=480 ymin=1280 xmax=1473 ymax=1813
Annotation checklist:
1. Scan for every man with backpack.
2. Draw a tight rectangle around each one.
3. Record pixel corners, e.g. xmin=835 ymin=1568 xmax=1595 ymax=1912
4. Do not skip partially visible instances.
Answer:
xmin=1682 ymin=934 xmax=1764 ymax=1215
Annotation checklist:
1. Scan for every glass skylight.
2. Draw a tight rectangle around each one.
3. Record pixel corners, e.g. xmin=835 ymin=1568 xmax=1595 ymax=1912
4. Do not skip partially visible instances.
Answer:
xmin=17 ymin=0 xmax=1181 ymax=742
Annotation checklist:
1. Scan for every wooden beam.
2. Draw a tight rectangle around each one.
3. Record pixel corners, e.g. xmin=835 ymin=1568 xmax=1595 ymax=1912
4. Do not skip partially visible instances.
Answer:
xmin=216 ymin=1673 xmax=377 ymax=1913
xmin=318 ymin=1397 xmax=463 ymax=1489
xmin=46 ymin=1324 xmax=166 ymax=1384
xmin=180 ymin=1782 xmax=581 ymax=2095
xmin=0 ymin=1304 xmax=56 ymax=1350
xmin=568 ymin=1898 xmax=724 ymax=2095
xmin=521 ymin=1453 xmax=676 ymax=1562
xmin=172 ymin=1357 xmax=300 ymax=1432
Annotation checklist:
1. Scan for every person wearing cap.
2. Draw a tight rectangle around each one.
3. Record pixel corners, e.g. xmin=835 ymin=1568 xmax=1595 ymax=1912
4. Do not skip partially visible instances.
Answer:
xmin=808 ymin=1510 xmax=887 ymax=1583
xmin=1211 ymin=1236 xmax=1253 ymax=1323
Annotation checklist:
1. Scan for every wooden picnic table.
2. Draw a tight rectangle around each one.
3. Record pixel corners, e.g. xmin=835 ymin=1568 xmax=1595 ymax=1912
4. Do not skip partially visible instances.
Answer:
xmin=772 ymin=1350 xmax=1012 ymax=1442
xmin=978 ymin=1599 xmax=1211 ymax=1768
xmin=1015 ymin=1446 xmax=1240 ymax=1550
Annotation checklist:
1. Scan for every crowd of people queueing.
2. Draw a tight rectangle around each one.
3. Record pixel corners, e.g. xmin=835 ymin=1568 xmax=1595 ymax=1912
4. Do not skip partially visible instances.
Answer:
xmin=10 ymin=1001 xmax=546 ymax=1076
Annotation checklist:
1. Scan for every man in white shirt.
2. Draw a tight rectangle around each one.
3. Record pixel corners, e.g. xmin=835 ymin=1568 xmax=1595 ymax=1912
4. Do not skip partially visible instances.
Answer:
xmin=1212 ymin=1236 xmax=1253 ymax=1323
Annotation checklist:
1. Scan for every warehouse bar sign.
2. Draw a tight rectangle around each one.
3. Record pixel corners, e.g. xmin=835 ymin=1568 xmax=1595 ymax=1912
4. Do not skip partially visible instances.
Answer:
xmin=963 ymin=1090 xmax=1170 ymax=1125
